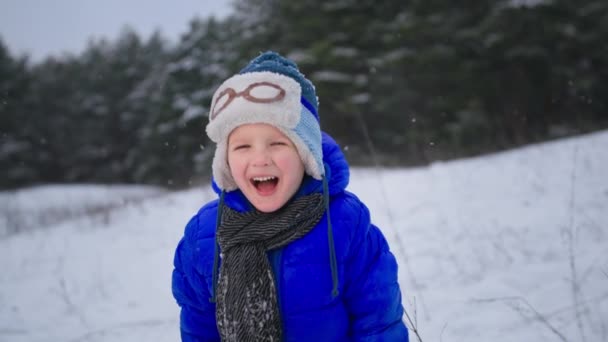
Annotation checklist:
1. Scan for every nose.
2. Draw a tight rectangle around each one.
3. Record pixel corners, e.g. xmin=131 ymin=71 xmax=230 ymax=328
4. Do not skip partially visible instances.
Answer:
xmin=251 ymin=147 xmax=272 ymax=167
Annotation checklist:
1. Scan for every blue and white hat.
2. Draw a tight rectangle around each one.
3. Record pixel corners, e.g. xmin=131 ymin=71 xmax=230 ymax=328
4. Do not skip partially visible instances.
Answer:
xmin=206 ymin=51 xmax=323 ymax=191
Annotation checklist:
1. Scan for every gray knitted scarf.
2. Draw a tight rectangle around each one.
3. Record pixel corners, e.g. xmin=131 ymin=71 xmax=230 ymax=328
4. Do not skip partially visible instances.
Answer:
xmin=215 ymin=193 xmax=325 ymax=342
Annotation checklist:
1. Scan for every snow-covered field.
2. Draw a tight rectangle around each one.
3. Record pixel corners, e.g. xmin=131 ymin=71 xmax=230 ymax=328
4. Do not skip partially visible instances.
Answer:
xmin=0 ymin=185 xmax=167 ymax=238
xmin=1 ymin=131 xmax=607 ymax=342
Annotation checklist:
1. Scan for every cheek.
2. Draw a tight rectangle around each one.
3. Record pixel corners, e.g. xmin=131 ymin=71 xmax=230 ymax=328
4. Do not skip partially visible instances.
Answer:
xmin=276 ymin=153 xmax=305 ymax=175
xmin=227 ymin=153 xmax=245 ymax=175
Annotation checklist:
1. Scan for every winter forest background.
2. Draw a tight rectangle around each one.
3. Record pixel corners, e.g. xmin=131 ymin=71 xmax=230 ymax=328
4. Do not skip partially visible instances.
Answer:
xmin=2 ymin=0 xmax=608 ymax=341
xmin=2 ymin=0 xmax=607 ymax=190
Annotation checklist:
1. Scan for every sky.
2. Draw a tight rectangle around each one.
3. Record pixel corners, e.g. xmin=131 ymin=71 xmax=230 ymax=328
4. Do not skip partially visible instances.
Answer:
xmin=0 ymin=0 xmax=232 ymax=61
xmin=1 ymin=130 xmax=607 ymax=341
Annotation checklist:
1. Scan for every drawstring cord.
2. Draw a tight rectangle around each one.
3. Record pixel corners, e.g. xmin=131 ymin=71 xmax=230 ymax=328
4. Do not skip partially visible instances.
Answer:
xmin=209 ymin=190 xmax=225 ymax=303
xmin=323 ymin=176 xmax=340 ymax=298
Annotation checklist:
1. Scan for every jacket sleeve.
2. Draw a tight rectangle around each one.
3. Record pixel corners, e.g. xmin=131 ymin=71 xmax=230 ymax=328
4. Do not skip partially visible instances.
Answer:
xmin=342 ymin=200 xmax=409 ymax=341
xmin=172 ymin=215 xmax=220 ymax=342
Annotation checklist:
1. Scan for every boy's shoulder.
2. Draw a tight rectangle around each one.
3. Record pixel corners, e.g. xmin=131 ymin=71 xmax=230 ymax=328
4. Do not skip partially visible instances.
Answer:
xmin=183 ymin=199 xmax=220 ymax=242
xmin=332 ymin=189 xmax=367 ymax=211
xmin=325 ymin=190 xmax=385 ymax=260
xmin=329 ymin=190 xmax=372 ymax=229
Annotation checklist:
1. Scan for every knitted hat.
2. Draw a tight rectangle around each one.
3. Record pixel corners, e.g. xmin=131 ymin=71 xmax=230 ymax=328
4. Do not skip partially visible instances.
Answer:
xmin=206 ymin=51 xmax=323 ymax=191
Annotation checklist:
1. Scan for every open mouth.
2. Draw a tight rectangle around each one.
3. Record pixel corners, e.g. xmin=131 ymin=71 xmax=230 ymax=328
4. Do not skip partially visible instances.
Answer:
xmin=250 ymin=176 xmax=279 ymax=194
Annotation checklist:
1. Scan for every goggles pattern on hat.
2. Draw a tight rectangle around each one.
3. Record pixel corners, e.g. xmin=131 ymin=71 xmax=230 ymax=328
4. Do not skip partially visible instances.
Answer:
xmin=211 ymin=82 xmax=286 ymax=120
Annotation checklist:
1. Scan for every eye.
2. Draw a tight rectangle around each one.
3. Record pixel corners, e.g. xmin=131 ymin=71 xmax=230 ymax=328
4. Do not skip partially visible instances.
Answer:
xmin=271 ymin=141 xmax=288 ymax=146
xmin=232 ymin=144 xmax=250 ymax=151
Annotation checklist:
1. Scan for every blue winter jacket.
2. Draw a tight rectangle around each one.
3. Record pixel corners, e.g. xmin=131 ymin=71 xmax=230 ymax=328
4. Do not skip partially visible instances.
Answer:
xmin=172 ymin=133 xmax=408 ymax=341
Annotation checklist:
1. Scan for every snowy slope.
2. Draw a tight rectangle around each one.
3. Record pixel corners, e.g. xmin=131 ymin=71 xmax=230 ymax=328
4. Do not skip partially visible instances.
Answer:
xmin=1 ymin=131 xmax=607 ymax=342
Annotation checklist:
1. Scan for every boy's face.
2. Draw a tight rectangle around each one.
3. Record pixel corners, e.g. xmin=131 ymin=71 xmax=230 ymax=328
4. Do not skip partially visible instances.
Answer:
xmin=227 ymin=123 xmax=305 ymax=213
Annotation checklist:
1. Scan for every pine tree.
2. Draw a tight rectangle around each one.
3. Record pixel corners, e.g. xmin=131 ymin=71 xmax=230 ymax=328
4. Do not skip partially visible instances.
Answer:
xmin=134 ymin=17 xmax=243 ymax=187
xmin=0 ymin=39 xmax=36 ymax=188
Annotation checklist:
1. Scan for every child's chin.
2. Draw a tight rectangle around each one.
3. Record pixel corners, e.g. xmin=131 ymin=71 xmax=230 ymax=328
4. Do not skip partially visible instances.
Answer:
xmin=250 ymin=198 xmax=287 ymax=213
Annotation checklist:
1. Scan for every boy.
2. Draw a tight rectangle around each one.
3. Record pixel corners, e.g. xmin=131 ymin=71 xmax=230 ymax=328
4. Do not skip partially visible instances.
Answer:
xmin=172 ymin=51 xmax=408 ymax=341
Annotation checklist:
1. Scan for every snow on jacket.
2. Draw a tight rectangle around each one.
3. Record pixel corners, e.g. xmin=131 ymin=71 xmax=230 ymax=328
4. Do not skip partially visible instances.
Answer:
xmin=172 ymin=132 xmax=409 ymax=341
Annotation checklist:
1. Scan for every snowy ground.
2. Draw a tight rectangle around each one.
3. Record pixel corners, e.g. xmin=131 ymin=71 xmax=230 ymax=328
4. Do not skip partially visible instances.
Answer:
xmin=1 ymin=131 xmax=607 ymax=342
